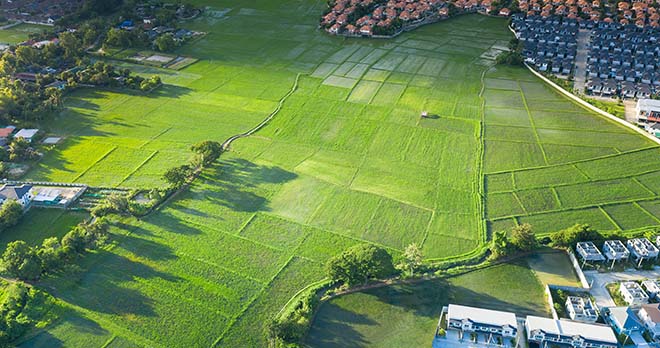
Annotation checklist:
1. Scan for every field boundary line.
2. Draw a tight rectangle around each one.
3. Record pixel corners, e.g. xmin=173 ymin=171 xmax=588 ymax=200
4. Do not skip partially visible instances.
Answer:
xmin=117 ymin=150 xmax=159 ymax=187
xmin=571 ymin=163 xmax=591 ymax=180
xmin=485 ymin=121 xmax=639 ymax=135
xmin=517 ymin=81 xmax=550 ymax=165
xmin=485 ymin=145 xmax=660 ymax=175
xmin=184 ymin=219 xmax=287 ymax=254
xmin=176 ymin=251 xmax=267 ymax=285
xmin=551 ymin=187 xmax=563 ymax=208
xmin=211 ymin=255 xmax=298 ymax=348
xmin=523 ymin=62 xmax=660 ymax=146
xmin=100 ymin=335 xmax=118 ymax=348
xmin=634 ymin=201 xmax=660 ymax=224
xmin=138 ymin=126 xmax=172 ymax=149
xmin=633 ymin=177 xmax=657 ymax=197
xmin=419 ymin=209 xmax=436 ymax=248
xmin=236 ymin=213 xmax=257 ymax=235
xmin=221 ymin=73 xmax=303 ymax=151
xmin=488 ymin=194 xmax=660 ymax=221
xmin=599 ymin=206 xmax=622 ymax=230
xmin=489 ymin=168 xmax=660 ymax=193
xmin=476 ymin=67 xmax=490 ymax=246
xmin=54 ymin=299 xmax=165 ymax=348
xmin=71 ymin=145 xmax=118 ymax=183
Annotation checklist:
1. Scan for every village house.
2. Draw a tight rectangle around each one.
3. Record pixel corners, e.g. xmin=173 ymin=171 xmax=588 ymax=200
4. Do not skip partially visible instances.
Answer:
xmin=608 ymin=306 xmax=644 ymax=337
xmin=576 ymin=241 xmax=605 ymax=263
xmin=643 ymin=280 xmax=660 ymax=299
xmin=446 ymin=304 xmax=518 ymax=340
xmin=639 ymin=303 xmax=660 ymax=340
xmin=636 ymin=98 xmax=660 ymax=127
xmin=526 ymin=316 xmax=618 ymax=348
xmin=0 ymin=127 xmax=14 ymax=146
xmin=0 ymin=184 xmax=34 ymax=209
xmin=14 ymin=129 xmax=39 ymax=143
xmin=565 ymin=296 xmax=599 ymax=322
xmin=620 ymin=281 xmax=650 ymax=306
xmin=627 ymin=238 xmax=659 ymax=265
xmin=602 ymin=240 xmax=630 ymax=265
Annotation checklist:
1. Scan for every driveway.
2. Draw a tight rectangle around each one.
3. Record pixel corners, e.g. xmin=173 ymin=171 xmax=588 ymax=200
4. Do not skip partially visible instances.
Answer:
xmin=585 ymin=268 xmax=660 ymax=308
xmin=573 ymin=29 xmax=591 ymax=94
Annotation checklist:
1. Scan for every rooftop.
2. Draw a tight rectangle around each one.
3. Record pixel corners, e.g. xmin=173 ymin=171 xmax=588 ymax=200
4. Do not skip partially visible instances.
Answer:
xmin=638 ymin=98 xmax=660 ymax=110
xmin=526 ymin=316 xmax=617 ymax=344
xmin=447 ymin=304 xmax=517 ymax=328
xmin=576 ymin=241 xmax=605 ymax=261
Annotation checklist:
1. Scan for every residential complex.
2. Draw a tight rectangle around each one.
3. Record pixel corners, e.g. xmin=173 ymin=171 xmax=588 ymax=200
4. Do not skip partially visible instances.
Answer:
xmin=566 ymin=296 xmax=599 ymax=322
xmin=526 ymin=316 xmax=618 ymax=348
xmin=603 ymin=240 xmax=630 ymax=262
xmin=576 ymin=241 xmax=606 ymax=262
xmin=619 ymin=281 xmax=650 ymax=306
xmin=446 ymin=304 xmax=518 ymax=338
xmin=627 ymin=238 xmax=659 ymax=262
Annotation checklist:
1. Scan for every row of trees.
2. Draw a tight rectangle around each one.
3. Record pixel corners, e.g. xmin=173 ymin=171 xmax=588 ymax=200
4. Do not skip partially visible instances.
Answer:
xmin=162 ymin=140 xmax=224 ymax=188
xmin=490 ymin=223 xmax=538 ymax=260
xmin=1 ymin=218 xmax=109 ymax=280
xmin=0 ymin=282 xmax=54 ymax=344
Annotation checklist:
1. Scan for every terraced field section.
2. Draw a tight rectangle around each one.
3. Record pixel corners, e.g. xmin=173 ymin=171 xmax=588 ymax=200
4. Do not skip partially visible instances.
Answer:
xmin=12 ymin=1 xmax=660 ymax=348
xmin=483 ymin=66 xmax=660 ymax=236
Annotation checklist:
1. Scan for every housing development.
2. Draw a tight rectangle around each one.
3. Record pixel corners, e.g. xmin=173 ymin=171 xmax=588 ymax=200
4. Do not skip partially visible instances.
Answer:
xmin=3 ymin=0 xmax=660 ymax=347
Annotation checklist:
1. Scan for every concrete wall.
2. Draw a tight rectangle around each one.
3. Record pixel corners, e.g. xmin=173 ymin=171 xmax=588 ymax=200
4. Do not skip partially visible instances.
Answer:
xmin=566 ymin=249 xmax=591 ymax=289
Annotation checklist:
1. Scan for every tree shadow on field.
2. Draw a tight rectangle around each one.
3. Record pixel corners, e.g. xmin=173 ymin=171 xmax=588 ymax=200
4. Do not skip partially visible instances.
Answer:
xmin=45 ymin=250 xmax=182 ymax=318
xmin=305 ymin=302 xmax=376 ymax=348
xmin=199 ymin=158 xmax=298 ymax=213
xmin=144 ymin=209 xmax=206 ymax=236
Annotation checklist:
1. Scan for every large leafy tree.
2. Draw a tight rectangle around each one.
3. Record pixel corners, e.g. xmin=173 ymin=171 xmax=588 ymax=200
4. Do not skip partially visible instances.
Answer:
xmin=0 ymin=200 xmax=23 ymax=231
xmin=398 ymin=243 xmax=423 ymax=277
xmin=326 ymin=244 xmax=395 ymax=287
xmin=510 ymin=223 xmax=537 ymax=252
xmin=191 ymin=141 xmax=223 ymax=166
xmin=1 ymin=241 xmax=41 ymax=280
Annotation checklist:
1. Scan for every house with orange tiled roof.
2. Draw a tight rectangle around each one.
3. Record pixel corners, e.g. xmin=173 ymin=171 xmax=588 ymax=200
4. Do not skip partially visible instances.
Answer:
xmin=359 ymin=25 xmax=373 ymax=35
xmin=499 ymin=7 xmax=511 ymax=15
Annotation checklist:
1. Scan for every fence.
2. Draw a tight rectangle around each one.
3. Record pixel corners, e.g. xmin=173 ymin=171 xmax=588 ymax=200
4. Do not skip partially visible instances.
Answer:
xmin=3 ymin=179 xmax=87 ymax=188
xmin=566 ymin=249 xmax=591 ymax=289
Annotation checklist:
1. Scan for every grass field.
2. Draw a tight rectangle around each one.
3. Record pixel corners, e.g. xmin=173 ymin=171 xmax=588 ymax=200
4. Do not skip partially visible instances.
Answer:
xmin=0 ymin=23 xmax=51 ymax=44
xmin=0 ymin=209 xmax=88 ymax=248
xmin=12 ymin=0 xmax=660 ymax=347
xmin=304 ymin=259 xmax=548 ymax=348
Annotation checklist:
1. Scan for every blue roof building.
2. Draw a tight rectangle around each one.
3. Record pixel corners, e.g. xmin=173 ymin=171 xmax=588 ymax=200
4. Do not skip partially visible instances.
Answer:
xmin=608 ymin=306 xmax=643 ymax=335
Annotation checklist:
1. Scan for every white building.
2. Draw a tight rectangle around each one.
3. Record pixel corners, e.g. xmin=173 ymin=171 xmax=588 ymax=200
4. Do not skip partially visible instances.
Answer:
xmin=526 ymin=316 xmax=618 ymax=348
xmin=602 ymin=240 xmax=630 ymax=265
xmin=643 ymin=280 xmax=660 ymax=299
xmin=0 ymin=184 xmax=33 ymax=209
xmin=14 ymin=128 xmax=38 ymax=143
xmin=565 ymin=296 xmax=599 ymax=322
xmin=627 ymin=238 xmax=659 ymax=263
xmin=576 ymin=242 xmax=605 ymax=262
xmin=636 ymin=99 xmax=660 ymax=127
xmin=620 ymin=281 xmax=650 ymax=306
xmin=639 ymin=303 xmax=660 ymax=340
xmin=447 ymin=304 xmax=518 ymax=338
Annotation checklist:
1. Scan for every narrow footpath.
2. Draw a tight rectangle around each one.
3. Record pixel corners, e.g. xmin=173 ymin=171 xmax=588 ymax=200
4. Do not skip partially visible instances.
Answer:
xmin=573 ymin=28 xmax=591 ymax=94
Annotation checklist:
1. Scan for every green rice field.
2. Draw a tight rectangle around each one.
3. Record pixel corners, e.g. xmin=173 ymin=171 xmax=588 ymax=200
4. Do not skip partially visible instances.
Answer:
xmin=11 ymin=0 xmax=660 ymax=346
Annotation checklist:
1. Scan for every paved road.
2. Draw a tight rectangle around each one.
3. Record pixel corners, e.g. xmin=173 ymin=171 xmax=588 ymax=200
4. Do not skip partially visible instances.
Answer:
xmin=573 ymin=29 xmax=591 ymax=94
xmin=585 ymin=268 xmax=660 ymax=308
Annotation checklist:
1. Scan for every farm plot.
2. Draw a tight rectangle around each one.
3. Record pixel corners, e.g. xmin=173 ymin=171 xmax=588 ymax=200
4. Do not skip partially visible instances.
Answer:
xmin=21 ymin=5 xmax=660 ymax=348
xmin=305 ymin=259 xmax=548 ymax=348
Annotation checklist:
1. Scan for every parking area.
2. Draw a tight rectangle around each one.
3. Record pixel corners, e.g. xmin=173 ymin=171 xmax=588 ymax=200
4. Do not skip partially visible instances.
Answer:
xmin=585 ymin=268 xmax=660 ymax=307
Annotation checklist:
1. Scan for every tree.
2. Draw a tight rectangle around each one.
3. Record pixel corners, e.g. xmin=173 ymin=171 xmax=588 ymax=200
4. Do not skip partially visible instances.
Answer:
xmin=1 ymin=241 xmax=41 ymax=280
xmin=0 ymin=200 xmax=23 ymax=231
xmin=61 ymin=227 xmax=87 ymax=255
xmin=59 ymin=31 xmax=82 ymax=60
xmin=397 ymin=243 xmax=423 ymax=277
xmin=154 ymin=33 xmax=176 ymax=52
xmin=490 ymin=230 xmax=511 ymax=260
xmin=326 ymin=244 xmax=395 ymax=287
xmin=190 ymin=141 xmax=223 ymax=166
xmin=551 ymin=224 xmax=602 ymax=248
xmin=8 ymin=137 xmax=32 ymax=162
xmin=510 ymin=223 xmax=537 ymax=252
xmin=36 ymin=237 xmax=63 ymax=272
xmin=163 ymin=164 xmax=192 ymax=187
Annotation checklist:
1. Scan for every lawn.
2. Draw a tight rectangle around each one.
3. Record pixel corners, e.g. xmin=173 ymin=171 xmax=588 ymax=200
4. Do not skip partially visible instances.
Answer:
xmin=526 ymin=250 xmax=581 ymax=287
xmin=13 ymin=0 xmax=660 ymax=347
xmin=0 ymin=208 xmax=88 ymax=248
xmin=0 ymin=23 xmax=51 ymax=44
xmin=304 ymin=259 xmax=548 ymax=348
